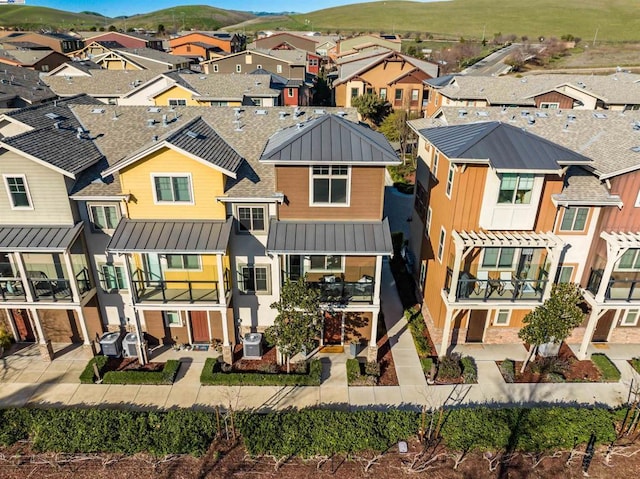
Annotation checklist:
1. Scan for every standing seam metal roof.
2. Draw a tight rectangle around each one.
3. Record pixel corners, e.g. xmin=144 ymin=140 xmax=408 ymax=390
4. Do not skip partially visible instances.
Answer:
xmin=0 ymin=223 xmax=83 ymax=252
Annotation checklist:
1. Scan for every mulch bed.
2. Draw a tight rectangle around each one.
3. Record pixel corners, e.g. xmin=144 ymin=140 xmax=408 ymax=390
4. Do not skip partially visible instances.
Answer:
xmin=231 ymin=344 xmax=288 ymax=373
xmin=497 ymin=342 xmax=602 ymax=383
xmin=374 ymin=314 xmax=399 ymax=386
xmin=104 ymin=357 xmax=165 ymax=373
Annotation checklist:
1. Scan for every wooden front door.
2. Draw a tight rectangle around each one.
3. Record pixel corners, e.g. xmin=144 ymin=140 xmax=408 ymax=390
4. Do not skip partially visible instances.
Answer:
xmin=592 ymin=311 xmax=615 ymax=342
xmin=11 ymin=309 xmax=35 ymax=342
xmin=466 ymin=310 xmax=487 ymax=343
xmin=323 ymin=312 xmax=342 ymax=345
xmin=190 ymin=311 xmax=209 ymax=343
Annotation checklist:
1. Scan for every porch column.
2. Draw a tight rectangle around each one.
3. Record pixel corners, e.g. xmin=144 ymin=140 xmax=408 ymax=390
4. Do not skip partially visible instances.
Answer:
xmin=29 ymin=308 xmax=53 ymax=361
xmin=543 ymin=245 xmax=563 ymax=301
xmin=62 ymin=251 xmax=81 ymax=303
xmin=447 ymin=242 xmax=464 ymax=303
xmin=439 ymin=307 xmax=454 ymax=358
xmin=133 ymin=308 xmax=148 ymax=365
xmin=121 ymin=254 xmax=138 ymax=303
xmin=373 ymin=255 xmax=383 ymax=305
xmin=595 ymin=242 xmax=626 ymax=302
xmin=186 ymin=311 xmax=193 ymax=345
xmin=367 ymin=306 xmax=380 ymax=362
xmin=3 ymin=308 xmax=19 ymax=343
xmin=578 ymin=307 xmax=606 ymax=360
xmin=73 ymin=306 xmax=92 ymax=347
xmin=12 ymin=253 xmax=34 ymax=302
xmin=217 ymin=254 xmax=232 ymax=363
xmin=216 ymin=254 xmax=227 ymax=307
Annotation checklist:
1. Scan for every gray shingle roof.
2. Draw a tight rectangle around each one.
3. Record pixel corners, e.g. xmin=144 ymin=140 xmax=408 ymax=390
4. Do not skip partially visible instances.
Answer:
xmin=179 ymin=73 xmax=281 ymax=100
xmin=334 ymin=50 xmax=438 ymax=86
xmin=107 ymin=217 xmax=232 ymax=254
xmin=0 ymin=63 xmax=56 ymax=104
xmin=5 ymin=94 xmax=102 ymax=130
xmin=266 ymin=218 xmax=393 ymax=255
xmin=43 ymin=69 xmax=162 ymax=97
xmin=552 ymin=166 xmax=621 ymax=206
xmin=413 ymin=121 xmax=591 ymax=172
xmin=260 ymin=114 xmax=400 ymax=165
xmin=115 ymin=48 xmax=191 ymax=67
xmin=0 ymin=223 xmax=83 ymax=252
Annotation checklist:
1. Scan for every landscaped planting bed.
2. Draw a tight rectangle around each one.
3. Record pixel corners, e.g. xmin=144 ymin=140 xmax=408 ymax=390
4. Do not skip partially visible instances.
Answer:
xmin=79 ymin=356 xmax=180 ymax=385
xmin=200 ymin=357 xmax=322 ymax=386
xmin=629 ymin=357 xmax=640 ymax=374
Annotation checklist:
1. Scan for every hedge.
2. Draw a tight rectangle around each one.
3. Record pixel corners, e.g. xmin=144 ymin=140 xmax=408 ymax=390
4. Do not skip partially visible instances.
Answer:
xmin=631 ymin=357 xmax=640 ymax=374
xmin=79 ymin=355 xmax=108 ymax=384
xmin=591 ymin=354 xmax=621 ymax=382
xmin=200 ymin=357 xmax=322 ymax=386
xmin=346 ymin=358 xmax=361 ymax=384
xmin=101 ymin=360 xmax=181 ymax=385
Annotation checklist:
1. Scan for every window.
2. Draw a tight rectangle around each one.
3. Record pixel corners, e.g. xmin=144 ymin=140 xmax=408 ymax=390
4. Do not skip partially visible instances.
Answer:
xmin=494 ymin=309 xmax=511 ymax=326
xmin=152 ymin=174 xmax=193 ymax=203
xmin=245 ymin=54 xmax=252 ymax=64
xmin=394 ymin=89 xmax=403 ymax=101
xmin=560 ymin=207 xmax=589 ymax=231
xmin=287 ymin=87 xmax=294 ymax=97
xmin=497 ymin=173 xmax=534 ymax=204
xmin=100 ymin=264 xmax=127 ymax=292
xmin=239 ymin=265 xmax=270 ymax=294
xmin=350 ymin=87 xmax=359 ymax=98
xmin=166 ymin=254 xmax=200 ymax=270
xmin=168 ymin=98 xmax=187 ymax=107
xmin=437 ymin=227 xmax=446 ymax=263
xmin=186 ymin=45 xmax=191 ymax=52
xmin=411 ymin=89 xmax=419 ymax=102
xmin=237 ymin=206 xmax=266 ymax=232
xmin=617 ymin=249 xmax=640 ymax=270
xmin=309 ymin=255 xmax=343 ymax=272
xmin=164 ymin=311 xmax=182 ymax=327
xmin=311 ymin=165 xmax=349 ymax=205
xmin=425 ymin=206 xmax=432 ymax=236
xmin=276 ymin=64 xmax=283 ymax=73
xmin=379 ymin=88 xmax=387 ymax=100
xmin=557 ymin=265 xmax=574 ymax=283
xmin=635 ymin=189 xmax=640 ymax=207
xmin=540 ymin=102 xmax=559 ymax=109
xmin=432 ymin=152 xmax=439 ymax=178
xmin=4 ymin=175 xmax=32 ymax=209
xmin=41 ymin=65 xmax=49 ymax=72
xmin=621 ymin=309 xmax=640 ymax=326
xmin=482 ymin=248 xmax=515 ymax=268
xmin=213 ymin=64 xmax=219 ymax=73
xmin=414 ymin=181 xmax=427 ymax=220
xmin=89 ymin=204 xmax=120 ymax=231
xmin=445 ymin=164 xmax=454 ymax=198
xmin=235 ymin=64 xmax=241 ymax=73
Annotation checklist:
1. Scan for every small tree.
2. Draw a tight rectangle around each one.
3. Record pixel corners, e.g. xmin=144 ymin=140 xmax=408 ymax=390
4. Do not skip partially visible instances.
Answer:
xmin=0 ymin=326 xmax=11 ymax=357
xmin=379 ymin=109 xmax=419 ymax=164
xmin=518 ymin=283 xmax=585 ymax=372
xmin=351 ymin=93 xmax=390 ymax=125
xmin=265 ymin=278 xmax=322 ymax=373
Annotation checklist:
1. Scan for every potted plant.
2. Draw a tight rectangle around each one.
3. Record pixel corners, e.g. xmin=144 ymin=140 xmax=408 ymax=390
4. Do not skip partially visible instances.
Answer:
xmin=348 ymin=338 xmax=360 ymax=357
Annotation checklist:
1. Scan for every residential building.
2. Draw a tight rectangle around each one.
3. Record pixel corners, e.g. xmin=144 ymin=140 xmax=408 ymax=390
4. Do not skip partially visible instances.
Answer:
xmin=201 ymin=50 xmax=306 ymax=80
xmin=169 ymin=32 xmax=245 ymax=54
xmin=0 ymin=48 xmax=69 ymax=72
xmin=336 ymin=34 xmax=401 ymax=56
xmin=0 ymin=63 xmax=56 ymax=108
xmin=0 ymin=32 xmax=84 ymax=54
xmin=92 ymin=48 xmax=192 ymax=71
xmin=82 ymin=31 xmax=164 ymax=51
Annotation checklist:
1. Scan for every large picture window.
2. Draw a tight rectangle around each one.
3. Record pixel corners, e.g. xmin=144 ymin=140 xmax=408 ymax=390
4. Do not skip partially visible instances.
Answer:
xmin=152 ymin=174 xmax=193 ymax=203
xmin=482 ymin=247 xmax=516 ymax=268
xmin=166 ymin=254 xmax=200 ymax=270
xmin=498 ymin=173 xmax=534 ymax=204
xmin=309 ymin=255 xmax=343 ymax=272
xmin=311 ymin=165 xmax=349 ymax=205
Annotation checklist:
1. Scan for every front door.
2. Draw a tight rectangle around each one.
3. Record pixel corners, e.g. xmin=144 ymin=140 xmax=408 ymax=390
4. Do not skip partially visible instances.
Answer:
xmin=190 ymin=311 xmax=209 ymax=343
xmin=323 ymin=312 xmax=342 ymax=345
xmin=592 ymin=311 xmax=615 ymax=342
xmin=466 ymin=310 xmax=487 ymax=343
xmin=11 ymin=309 xmax=35 ymax=342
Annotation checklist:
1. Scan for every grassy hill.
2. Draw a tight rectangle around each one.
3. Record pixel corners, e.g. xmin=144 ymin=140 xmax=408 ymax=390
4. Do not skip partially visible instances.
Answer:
xmin=0 ymin=5 xmax=106 ymax=30
xmin=111 ymin=6 xmax=255 ymax=31
xmin=239 ymin=0 xmax=640 ymax=42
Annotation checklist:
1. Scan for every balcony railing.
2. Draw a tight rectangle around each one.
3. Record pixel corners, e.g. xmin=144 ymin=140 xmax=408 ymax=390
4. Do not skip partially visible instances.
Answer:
xmin=0 ymin=279 xmax=27 ymax=302
xmin=131 ymin=269 xmax=222 ymax=303
xmin=282 ymin=271 xmax=374 ymax=304
xmin=0 ymin=268 xmax=90 ymax=303
xmin=587 ymin=268 xmax=640 ymax=301
xmin=446 ymin=268 xmax=546 ymax=302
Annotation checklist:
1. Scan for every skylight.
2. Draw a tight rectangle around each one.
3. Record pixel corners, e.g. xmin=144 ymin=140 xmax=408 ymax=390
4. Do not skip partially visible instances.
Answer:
xmin=45 ymin=112 xmax=61 ymax=120
xmin=185 ymin=130 xmax=199 ymax=139
xmin=91 ymin=108 xmax=105 ymax=114
xmin=593 ymin=112 xmax=607 ymax=119
xmin=148 ymin=107 xmax=161 ymax=113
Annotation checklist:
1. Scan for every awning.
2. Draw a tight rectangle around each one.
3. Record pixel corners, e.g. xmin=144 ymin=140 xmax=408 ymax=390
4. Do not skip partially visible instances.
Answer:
xmin=107 ymin=217 xmax=233 ymax=254
xmin=266 ymin=218 xmax=393 ymax=255
xmin=0 ymin=223 xmax=84 ymax=253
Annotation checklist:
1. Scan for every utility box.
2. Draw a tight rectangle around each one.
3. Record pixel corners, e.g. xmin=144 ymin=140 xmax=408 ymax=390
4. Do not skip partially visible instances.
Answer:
xmin=243 ymin=333 xmax=263 ymax=359
xmin=122 ymin=332 xmax=139 ymax=358
xmin=99 ymin=332 xmax=123 ymax=358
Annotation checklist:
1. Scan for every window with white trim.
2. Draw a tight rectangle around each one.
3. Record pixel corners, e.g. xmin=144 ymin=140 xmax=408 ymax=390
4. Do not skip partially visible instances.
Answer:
xmin=237 ymin=206 xmax=266 ymax=233
xmin=411 ymin=89 xmax=419 ymax=102
xmin=235 ymin=64 xmax=242 ymax=73
xmin=350 ymin=87 xmax=359 ymax=98
xmin=560 ymin=207 xmax=588 ymax=231
xmin=617 ymin=249 xmax=640 ymax=270
xmin=494 ymin=309 xmax=511 ymax=326
xmin=621 ymin=309 xmax=639 ymax=326
xmin=100 ymin=264 xmax=127 ymax=292
xmin=557 ymin=265 xmax=574 ymax=283
xmin=425 ymin=206 xmax=432 ymax=237
xmin=152 ymin=174 xmax=193 ymax=203
xmin=437 ymin=227 xmax=446 ymax=263
xmin=482 ymin=248 xmax=515 ymax=269
xmin=414 ymin=181 xmax=427 ymax=219
xmin=166 ymin=254 xmax=200 ymax=270
xmin=168 ymin=98 xmax=187 ymax=107
xmin=4 ymin=175 xmax=32 ymax=209
xmin=238 ymin=264 xmax=270 ymax=294
xmin=311 ymin=165 xmax=349 ymax=205
xmin=213 ymin=64 xmax=219 ymax=72
xmin=498 ymin=173 xmax=534 ymax=204
xmin=635 ymin=189 xmax=640 ymax=207
xmin=276 ymin=64 xmax=282 ymax=73
xmin=309 ymin=255 xmax=343 ymax=272
xmin=432 ymin=151 xmax=439 ymax=178
xmin=89 ymin=204 xmax=120 ymax=231
xmin=164 ymin=311 xmax=182 ymax=327
xmin=394 ymin=89 xmax=403 ymax=102
xmin=287 ymin=87 xmax=294 ymax=97
xmin=379 ymin=88 xmax=387 ymax=100
xmin=445 ymin=164 xmax=454 ymax=198
xmin=540 ymin=102 xmax=559 ymax=109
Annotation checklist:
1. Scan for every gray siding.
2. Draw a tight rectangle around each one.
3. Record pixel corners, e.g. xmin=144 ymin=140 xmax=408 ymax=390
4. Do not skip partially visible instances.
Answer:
xmin=0 ymin=150 xmax=74 ymax=225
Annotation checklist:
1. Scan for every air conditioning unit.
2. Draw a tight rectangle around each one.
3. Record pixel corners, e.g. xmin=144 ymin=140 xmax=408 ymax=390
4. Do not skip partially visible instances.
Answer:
xmin=122 ymin=332 xmax=139 ymax=358
xmin=243 ymin=332 xmax=263 ymax=359
xmin=99 ymin=332 xmax=123 ymax=358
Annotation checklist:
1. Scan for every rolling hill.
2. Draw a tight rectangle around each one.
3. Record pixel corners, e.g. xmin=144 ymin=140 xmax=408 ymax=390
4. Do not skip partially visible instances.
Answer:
xmin=110 ymin=6 xmax=255 ymax=32
xmin=0 ymin=5 xmax=106 ymax=30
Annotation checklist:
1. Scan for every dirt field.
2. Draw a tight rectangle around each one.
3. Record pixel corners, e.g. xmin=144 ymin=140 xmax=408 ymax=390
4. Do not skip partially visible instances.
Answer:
xmin=2 ymin=438 xmax=640 ymax=479
xmin=531 ymin=43 xmax=640 ymax=71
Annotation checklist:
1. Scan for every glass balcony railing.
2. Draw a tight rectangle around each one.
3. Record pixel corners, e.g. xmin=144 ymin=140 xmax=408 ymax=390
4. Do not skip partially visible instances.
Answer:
xmin=0 ymin=278 xmax=27 ymax=302
xmin=587 ymin=268 xmax=640 ymax=301
xmin=282 ymin=271 xmax=375 ymax=304
xmin=446 ymin=268 xmax=546 ymax=302
xmin=131 ymin=270 xmax=222 ymax=303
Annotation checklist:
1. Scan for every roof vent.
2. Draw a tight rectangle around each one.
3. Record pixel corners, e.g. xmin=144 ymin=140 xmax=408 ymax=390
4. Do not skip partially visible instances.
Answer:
xmin=520 ymin=110 xmax=530 ymax=117
xmin=567 ymin=114 xmax=577 ymax=122
xmin=147 ymin=118 xmax=155 ymax=127
xmin=278 ymin=111 xmax=287 ymax=119
xmin=314 ymin=109 xmax=326 ymax=115
xmin=162 ymin=114 xmax=168 ymax=126
xmin=535 ymin=111 xmax=548 ymax=118
xmin=577 ymin=81 xmax=586 ymax=88
xmin=234 ymin=122 xmax=243 ymax=132
xmin=148 ymin=107 xmax=161 ymax=113
xmin=458 ymin=109 xmax=467 ymax=117
xmin=255 ymin=109 xmax=267 ymax=115
xmin=185 ymin=130 xmax=199 ymax=139
xmin=233 ymin=107 xmax=242 ymax=114
xmin=91 ymin=108 xmax=105 ymax=114
xmin=296 ymin=122 xmax=303 ymax=130
xmin=476 ymin=111 xmax=489 ymax=117
xmin=631 ymin=146 xmax=640 ymax=153
xmin=593 ymin=112 xmax=607 ymax=119
xmin=337 ymin=111 xmax=347 ymax=117
xmin=633 ymin=121 xmax=640 ymax=131
xmin=294 ymin=106 xmax=302 ymax=117
xmin=527 ymin=115 xmax=535 ymax=125
xmin=200 ymin=75 xmax=206 ymax=79
xmin=45 ymin=112 xmax=61 ymax=120
xmin=153 ymin=135 xmax=158 ymax=142
xmin=53 ymin=121 xmax=61 ymax=129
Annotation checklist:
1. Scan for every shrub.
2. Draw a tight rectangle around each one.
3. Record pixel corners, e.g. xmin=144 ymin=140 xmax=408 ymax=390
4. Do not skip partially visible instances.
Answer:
xmin=529 ymin=356 xmax=570 ymax=376
xmin=404 ymin=308 xmax=432 ymax=358
xmin=631 ymin=357 xmax=640 ymax=374
xmin=200 ymin=358 xmax=322 ymax=386
xmin=461 ymin=356 xmax=477 ymax=384
xmin=102 ymin=360 xmax=180 ymax=385
xmin=79 ymin=355 xmax=109 ymax=384
xmin=437 ymin=353 xmax=462 ymax=380
xmin=346 ymin=358 xmax=361 ymax=383
xmin=420 ymin=357 xmax=434 ymax=376
xmin=500 ymin=359 xmax=516 ymax=383
xmin=591 ymin=353 xmax=621 ymax=382
xmin=547 ymin=372 xmax=566 ymax=383
xmin=365 ymin=361 xmax=381 ymax=377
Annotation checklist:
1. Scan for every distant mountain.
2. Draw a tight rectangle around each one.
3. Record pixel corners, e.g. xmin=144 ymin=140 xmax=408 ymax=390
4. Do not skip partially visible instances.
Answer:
xmin=250 ymin=12 xmax=299 ymax=17
xmin=0 ymin=5 xmax=106 ymax=29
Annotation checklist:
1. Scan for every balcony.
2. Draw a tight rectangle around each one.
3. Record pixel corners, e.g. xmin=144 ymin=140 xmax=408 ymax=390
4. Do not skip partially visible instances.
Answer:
xmin=131 ymin=269 xmax=229 ymax=304
xmin=587 ymin=269 xmax=640 ymax=302
xmin=446 ymin=268 xmax=547 ymax=302
xmin=0 ymin=279 xmax=26 ymax=302
xmin=283 ymin=271 xmax=375 ymax=304
xmin=0 ymin=262 xmax=91 ymax=303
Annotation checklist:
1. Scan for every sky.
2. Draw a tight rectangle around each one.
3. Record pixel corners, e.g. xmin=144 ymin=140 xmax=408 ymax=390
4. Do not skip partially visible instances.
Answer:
xmin=29 ymin=0 xmax=442 ymax=17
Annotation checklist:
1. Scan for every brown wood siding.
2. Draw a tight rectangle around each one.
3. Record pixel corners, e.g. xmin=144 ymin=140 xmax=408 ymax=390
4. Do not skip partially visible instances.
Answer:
xmin=210 ymin=311 xmax=223 ymax=342
xmin=226 ymin=305 xmax=236 ymax=344
xmin=276 ymin=165 xmax=384 ymax=220
xmin=344 ymin=311 xmax=372 ymax=341
xmin=41 ymin=309 xmax=82 ymax=343
xmin=144 ymin=310 xmax=188 ymax=345
xmin=534 ymin=174 xmax=563 ymax=230
xmin=191 ymin=311 xmax=209 ymax=342
xmin=534 ymin=92 xmax=574 ymax=109
xmin=82 ymin=296 xmax=104 ymax=341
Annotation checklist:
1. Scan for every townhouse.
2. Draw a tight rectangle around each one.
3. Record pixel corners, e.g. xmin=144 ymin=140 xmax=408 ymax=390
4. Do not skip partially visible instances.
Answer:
xmin=336 ymin=34 xmax=402 ymax=56
xmin=0 ymin=63 xmax=56 ymax=108
xmin=81 ymin=31 xmax=164 ymax=51
xmin=408 ymin=106 xmax=640 ymax=358
xmin=169 ymin=32 xmax=244 ymax=55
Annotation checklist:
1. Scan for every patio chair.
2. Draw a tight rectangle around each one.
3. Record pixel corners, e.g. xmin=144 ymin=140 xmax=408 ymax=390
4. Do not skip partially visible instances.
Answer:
xmin=474 ymin=270 xmax=489 ymax=296
xmin=499 ymin=272 xmax=515 ymax=296
xmin=354 ymin=275 xmax=373 ymax=295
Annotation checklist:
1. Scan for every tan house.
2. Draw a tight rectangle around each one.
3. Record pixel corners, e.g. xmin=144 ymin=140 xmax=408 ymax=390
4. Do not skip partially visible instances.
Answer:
xmin=337 ymin=34 xmax=401 ymax=56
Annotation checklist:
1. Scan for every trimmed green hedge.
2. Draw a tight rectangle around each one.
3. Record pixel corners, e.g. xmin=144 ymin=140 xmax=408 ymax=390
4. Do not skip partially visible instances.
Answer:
xmin=404 ymin=307 xmax=432 ymax=357
xmin=591 ymin=353 xmax=621 ymax=382
xmin=346 ymin=358 xmax=361 ymax=383
xmin=79 ymin=355 xmax=108 ymax=384
xmin=101 ymin=360 xmax=180 ymax=385
xmin=200 ymin=357 xmax=322 ymax=386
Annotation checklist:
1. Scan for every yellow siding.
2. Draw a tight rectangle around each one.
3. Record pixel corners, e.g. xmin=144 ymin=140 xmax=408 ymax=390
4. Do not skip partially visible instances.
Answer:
xmin=164 ymin=254 xmax=219 ymax=286
xmin=119 ymin=146 xmax=227 ymax=220
xmin=154 ymin=85 xmax=200 ymax=106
